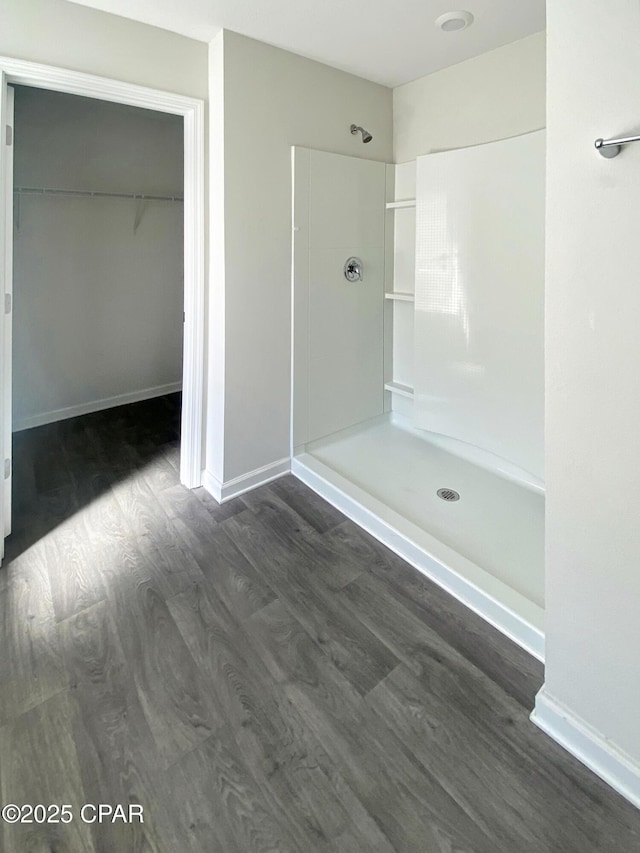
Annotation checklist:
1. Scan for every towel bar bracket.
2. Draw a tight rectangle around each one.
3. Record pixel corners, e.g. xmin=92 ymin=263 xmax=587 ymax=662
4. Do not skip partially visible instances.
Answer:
xmin=595 ymin=134 xmax=640 ymax=158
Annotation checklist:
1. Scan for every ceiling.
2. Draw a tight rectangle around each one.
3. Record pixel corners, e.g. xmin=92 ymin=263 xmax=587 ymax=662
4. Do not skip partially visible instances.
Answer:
xmin=65 ymin=0 xmax=545 ymax=88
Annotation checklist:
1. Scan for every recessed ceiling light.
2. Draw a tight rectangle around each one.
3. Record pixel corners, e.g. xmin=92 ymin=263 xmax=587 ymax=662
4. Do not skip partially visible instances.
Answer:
xmin=435 ymin=11 xmax=475 ymax=32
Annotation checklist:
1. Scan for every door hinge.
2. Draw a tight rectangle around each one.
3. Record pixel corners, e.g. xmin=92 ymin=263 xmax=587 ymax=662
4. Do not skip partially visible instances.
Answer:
xmin=5 ymin=125 xmax=12 ymax=147
xmin=4 ymin=459 xmax=10 ymax=480
xmin=183 ymin=311 xmax=185 ymax=323
xmin=4 ymin=293 xmax=11 ymax=314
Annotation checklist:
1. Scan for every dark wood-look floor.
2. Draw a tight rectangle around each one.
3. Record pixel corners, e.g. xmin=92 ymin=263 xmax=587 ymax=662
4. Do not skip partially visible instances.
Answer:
xmin=1 ymin=394 xmax=639 ymax=852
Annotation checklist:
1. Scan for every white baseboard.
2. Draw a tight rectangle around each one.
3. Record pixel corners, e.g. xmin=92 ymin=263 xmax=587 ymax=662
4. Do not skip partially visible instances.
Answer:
xmin=532 ymin=687 xmax=640 ymax=810
xmin=292 ymin=454 xmax=544 ymax=661
xmin=13 ymin=382 xmax=182 ymax=432
xmin=201 ymin=468 xmax=223 ymax=503
xmin=201 ymin=457 xmax=290 ymax=504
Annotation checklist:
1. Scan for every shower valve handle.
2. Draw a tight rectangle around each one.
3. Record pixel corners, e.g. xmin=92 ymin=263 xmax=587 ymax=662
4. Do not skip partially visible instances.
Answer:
xmin=344 ymin=257 xmax=363 ymax=282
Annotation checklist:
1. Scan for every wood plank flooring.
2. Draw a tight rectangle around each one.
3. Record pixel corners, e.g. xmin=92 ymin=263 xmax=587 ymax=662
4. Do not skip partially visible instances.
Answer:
xmin=1 ymin=393 xmax=639 ymax=852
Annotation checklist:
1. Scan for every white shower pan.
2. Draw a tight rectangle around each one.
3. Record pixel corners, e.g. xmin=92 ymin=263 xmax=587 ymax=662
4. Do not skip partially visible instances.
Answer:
xmin=292 ymin=413 xmax=545 ymax=661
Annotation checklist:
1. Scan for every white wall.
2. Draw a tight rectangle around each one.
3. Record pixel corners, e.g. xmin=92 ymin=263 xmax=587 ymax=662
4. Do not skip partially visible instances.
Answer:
xmin=537 ymin=0 xmax=640 ymax=798
xmin=207 ymin=30 xmax=393 ymax=485
xmin=393 ymin=31 xmax=546 ymax=164
xmin=413 ymin=131 xmax=545 ymax=483
xmin=13 ymin=87 xmax=184 ymax=427
xmin=388 ymin=161 xmax=416 ymax=418
xmin=389 ymin=32 xmax=546 ymax=423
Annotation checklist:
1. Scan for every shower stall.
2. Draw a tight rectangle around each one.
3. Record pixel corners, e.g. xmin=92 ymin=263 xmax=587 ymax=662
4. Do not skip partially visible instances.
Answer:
xmin=291 ymin=132 xmax=545 ymax=659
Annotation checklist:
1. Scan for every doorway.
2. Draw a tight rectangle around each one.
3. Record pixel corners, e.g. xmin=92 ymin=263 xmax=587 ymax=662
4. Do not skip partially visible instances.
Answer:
xmin=0 ymin=58 xmax=206 ymax=561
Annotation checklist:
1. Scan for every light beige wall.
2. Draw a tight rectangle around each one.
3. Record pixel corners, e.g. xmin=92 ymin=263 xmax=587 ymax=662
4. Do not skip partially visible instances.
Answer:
xmin=1 ymin=0 xmax=208 ymax=444
xmin=207 ymin=31 xmax=226 ymax=481
xmin=13 ymin=87 xmax=184 ymax=427
xmin=393 ymin=31 xmax=546 ymax=163
xmin=14 ymin=87 xmax=184 ymax=191
xmin=208 ymin=30 xmax=393 ymax=483
xmin=540 ymin=0 xmax=640 ymax=775
xmin=0 ymin=0 xmax=207 ymax=98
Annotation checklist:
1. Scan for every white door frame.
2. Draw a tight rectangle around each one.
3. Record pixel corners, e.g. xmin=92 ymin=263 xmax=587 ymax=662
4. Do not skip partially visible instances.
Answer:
xmin=3 ymin=84 xmax=14 ymax=538
xmin=0 ymin=56 xmax=206 ymax=492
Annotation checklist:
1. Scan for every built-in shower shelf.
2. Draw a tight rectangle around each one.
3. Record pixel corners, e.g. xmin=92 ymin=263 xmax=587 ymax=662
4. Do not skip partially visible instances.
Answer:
xmin=385 ymin=291 xmax=415 ymax=302
xmin=384 ymin=381 xmax=414 ymax=399
xmin=386 ymin=199 xmax=416 ymax=209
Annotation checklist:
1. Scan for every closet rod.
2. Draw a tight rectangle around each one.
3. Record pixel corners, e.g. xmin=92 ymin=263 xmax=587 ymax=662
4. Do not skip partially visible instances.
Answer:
xmin=13 ymin=186 xmax=183 ymax=202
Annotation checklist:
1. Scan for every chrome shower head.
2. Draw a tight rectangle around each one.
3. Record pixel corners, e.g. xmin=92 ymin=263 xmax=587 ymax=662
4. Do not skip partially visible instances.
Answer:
xmin=351 ymin=124 xmax=373 ymax=144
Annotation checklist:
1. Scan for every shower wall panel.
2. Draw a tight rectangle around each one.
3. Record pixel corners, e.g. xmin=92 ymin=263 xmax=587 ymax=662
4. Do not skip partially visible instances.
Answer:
xmin=293 ymin=148 xmax=386 ymax=446
xmin=413 ymin=130 xmax=545 ymax=480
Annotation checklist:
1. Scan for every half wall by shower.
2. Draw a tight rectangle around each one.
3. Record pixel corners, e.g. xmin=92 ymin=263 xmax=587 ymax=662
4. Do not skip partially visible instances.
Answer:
xmin=291 ymin=135 xmax=545 ymax=659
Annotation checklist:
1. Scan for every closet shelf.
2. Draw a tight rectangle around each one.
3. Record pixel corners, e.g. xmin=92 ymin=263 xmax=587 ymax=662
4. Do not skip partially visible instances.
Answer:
xmin=385 ymin=291 xmax=415 ymax=303
xmin=386 ymin=199 xmax=416 ymax=210
xmin=13 ymin=187 xmax=184 ymax=202
xmin=384 ymin=381 xmax=414 ymax=399
xmin=13 ymin=187 xmax=183 ymax=234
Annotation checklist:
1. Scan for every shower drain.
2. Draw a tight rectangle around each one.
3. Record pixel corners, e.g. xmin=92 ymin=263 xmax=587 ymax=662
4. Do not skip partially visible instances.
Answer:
xmin=437 ymin=488 xmax=460 ymax=502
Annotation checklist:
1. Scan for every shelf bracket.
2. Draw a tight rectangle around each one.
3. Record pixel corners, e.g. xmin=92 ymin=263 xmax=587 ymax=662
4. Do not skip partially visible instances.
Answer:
xmin=133 ymin=197 xmax=147 ymax=234
xmin=13 ymin=190 xmax=20 ymax=232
